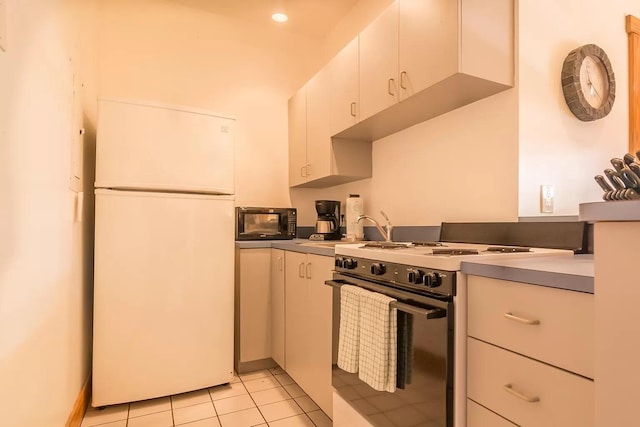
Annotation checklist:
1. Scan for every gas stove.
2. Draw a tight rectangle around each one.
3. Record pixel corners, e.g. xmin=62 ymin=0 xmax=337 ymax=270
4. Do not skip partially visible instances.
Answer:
xmin=335 ymin=241 xmax=574 ymax=272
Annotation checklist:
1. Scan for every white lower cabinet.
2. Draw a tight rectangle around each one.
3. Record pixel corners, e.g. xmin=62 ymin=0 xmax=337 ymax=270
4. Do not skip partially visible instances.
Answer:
xmin=234 ymin=248 xmax=273 ymax=373
xmin=270 ymin=249 xmax=286 ymax=369
xmin=467 ymin=276 xmax=594 ymax=427
xmin=468 ymin=338 xmax=594 ymax=427
xmin=467 ymin=399 xmax=516 ymax=427
xmin=285 ymin=251 xmax=334 ymax=418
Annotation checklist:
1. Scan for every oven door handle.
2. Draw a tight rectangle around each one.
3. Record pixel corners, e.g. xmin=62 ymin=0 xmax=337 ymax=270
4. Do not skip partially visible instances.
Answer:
xmin=325 ymin=279 xmax=447 ymax=319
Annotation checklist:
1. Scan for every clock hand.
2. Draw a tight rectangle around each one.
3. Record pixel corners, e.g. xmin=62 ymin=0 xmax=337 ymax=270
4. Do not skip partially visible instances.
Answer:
xmin=590 ymin=82 xmax=601 ymax=99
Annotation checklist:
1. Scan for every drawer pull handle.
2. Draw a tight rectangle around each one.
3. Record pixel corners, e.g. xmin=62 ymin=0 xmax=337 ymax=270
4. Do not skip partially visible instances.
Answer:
xmin=504 ymin=312 xmax=540 ymax=325
xmin=503 ymin=384 xmax=540 ymax=403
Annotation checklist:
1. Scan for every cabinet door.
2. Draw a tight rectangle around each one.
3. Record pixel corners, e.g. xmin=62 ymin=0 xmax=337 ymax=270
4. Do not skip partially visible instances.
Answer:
xmin=467 ymin=399 xmax=516 ymax=427
xmin=329 ymin=36 xmax=360 ymax=135
xmin=284 ymin=251 xmax=308 ymax=384
xmin=468 ymin=337 xmax=594 ymax=427
xmin=271 ymin=249 xmax=286 ymax=369
xmin=237 ymin=249 xmax=272 ymax=364
xmin=398 ymin=0 xmax=458 ymax=101
xmin=305 ymin=255 xmax=335 ymax=418
xmin=305 ymin=67 xmax=332 ymax=182
xmin=359 ymin=1 xmax=399 ymax=121
xmin=288 ymin=87 xmax=307 ymax=187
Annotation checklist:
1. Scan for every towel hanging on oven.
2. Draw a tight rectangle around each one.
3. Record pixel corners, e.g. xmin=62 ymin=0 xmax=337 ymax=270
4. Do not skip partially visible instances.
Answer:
xmin=337 ymin=285 xmax=368 ymax=373
xmin=358 ymin=291 xmax=397 ymax=393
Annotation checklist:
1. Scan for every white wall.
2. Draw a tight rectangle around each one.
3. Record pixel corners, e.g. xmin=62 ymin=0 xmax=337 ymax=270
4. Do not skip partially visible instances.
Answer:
xmin=518 ymin=0 xmax=640 ymax=216
xmin=290 ymin=89 xmax=519 ymax=226
xmin=97 ymin=0 xmax=331 ymax=208
xmin=0 ymin=0 xmax=98 ymax=425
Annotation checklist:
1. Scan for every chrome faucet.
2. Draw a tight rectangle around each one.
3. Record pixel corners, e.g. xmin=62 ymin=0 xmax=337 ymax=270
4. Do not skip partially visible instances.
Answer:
xmin=356 ymin=210 xmax=393 ymax=242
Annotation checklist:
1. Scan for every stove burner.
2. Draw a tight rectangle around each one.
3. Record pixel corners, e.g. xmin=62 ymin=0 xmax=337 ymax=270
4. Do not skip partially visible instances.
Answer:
xmin=411 ymin=241 xmax=446 ymax=247
xmin=361 ymin=242 xmax=410 ymax=249
xmin=431 ymin=248 xmax=479 ymax=256
xmin=485 ymin=246 xmax=531 ymax=253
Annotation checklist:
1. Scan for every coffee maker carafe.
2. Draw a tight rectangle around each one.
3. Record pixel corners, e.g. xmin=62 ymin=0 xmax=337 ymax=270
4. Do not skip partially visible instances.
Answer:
xmin=314 ymin=200 xmax=341 ymax=240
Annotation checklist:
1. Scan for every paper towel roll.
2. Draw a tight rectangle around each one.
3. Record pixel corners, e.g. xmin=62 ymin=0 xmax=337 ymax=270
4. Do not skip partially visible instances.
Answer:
xmin=346 ymin=194 xmax=364 ymax=240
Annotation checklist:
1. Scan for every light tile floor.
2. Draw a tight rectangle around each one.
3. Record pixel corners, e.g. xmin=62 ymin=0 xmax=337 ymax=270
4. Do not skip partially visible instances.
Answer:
xmin=81 ymin=367 xmax=332 ymax=427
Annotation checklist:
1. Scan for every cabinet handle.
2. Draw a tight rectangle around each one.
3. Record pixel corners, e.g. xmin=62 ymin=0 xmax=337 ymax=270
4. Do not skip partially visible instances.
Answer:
xmin=298 ymin=262 xmax=305 ymax=278
xmin=350 ymin=102 xmax=357 ymax=117
xmin=278 ymin=257 xmax=283 ymax=271
xmin=503 ymin=384 xmax=540 ymax=403
xmin=400 ymin=71 xmax=407 ymax=89
xmin=306 ymin=164 xmax=311 ymax=176
xmin=388 ymin=78 xmax=395 ymax=96
xmin=504 ymin=312 xmax=541 ymax=325
xmin=300 ymin=166 xmax=306 ymax=177
xmin=305 ymin=262 xmax=312 ymax=279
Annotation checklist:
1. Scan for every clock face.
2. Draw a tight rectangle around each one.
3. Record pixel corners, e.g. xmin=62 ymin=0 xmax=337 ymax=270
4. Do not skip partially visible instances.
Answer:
xmin=579 ymin=55 xmax=609 ymax=108
xmin=561 ymin=44 xmax=616 ymax=121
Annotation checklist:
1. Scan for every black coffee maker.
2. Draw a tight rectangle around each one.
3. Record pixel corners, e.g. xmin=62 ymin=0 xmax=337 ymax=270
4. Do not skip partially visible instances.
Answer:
xmin=314 ymin=200 xmax=341 ymax=240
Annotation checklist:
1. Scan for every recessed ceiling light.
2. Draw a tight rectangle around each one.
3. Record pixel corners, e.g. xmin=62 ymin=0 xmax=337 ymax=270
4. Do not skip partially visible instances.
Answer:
xmin=272 ymin=12 xmax=288 ymax=23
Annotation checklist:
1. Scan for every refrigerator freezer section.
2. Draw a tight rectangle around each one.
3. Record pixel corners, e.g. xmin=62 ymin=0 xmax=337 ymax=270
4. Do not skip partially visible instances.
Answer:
xmin=95 ymin=99 xmax=235 ymax=194
xmin=92 ymin=190 xmax=235 ymax=406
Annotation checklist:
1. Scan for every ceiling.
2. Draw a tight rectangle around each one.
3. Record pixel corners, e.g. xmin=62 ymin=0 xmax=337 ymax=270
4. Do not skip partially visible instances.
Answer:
xmin=171 ymin=0 xmax=361 ymax=39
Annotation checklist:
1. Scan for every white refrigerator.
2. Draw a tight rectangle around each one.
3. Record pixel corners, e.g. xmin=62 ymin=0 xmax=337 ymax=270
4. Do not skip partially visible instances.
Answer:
xmin=92 ymin=99 xmax=235 ymax=406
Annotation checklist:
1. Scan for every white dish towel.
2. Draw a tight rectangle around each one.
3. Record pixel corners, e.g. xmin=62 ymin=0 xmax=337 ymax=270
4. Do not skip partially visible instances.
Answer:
xmin=358 ymin=290 xmax=397 ymax=393
xmin=337 ymin=285 xmax=368 ymax=373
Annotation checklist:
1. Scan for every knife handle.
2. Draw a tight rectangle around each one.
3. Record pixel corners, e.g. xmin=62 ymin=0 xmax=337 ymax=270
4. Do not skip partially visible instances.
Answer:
xmin=604 ymin=168 xmax=626 ymax=190
xmin=594 ymin=175 xmax=613 ymax=192
xmin=629 ymin=162 xmax=640 ymax=178
xmin=624 ymin=153 xmax=637 ymax=166
xmin=620 ymin=167 xmax=640 ymax=190
xmin=611 ymin=158 xmax=626 ymax=172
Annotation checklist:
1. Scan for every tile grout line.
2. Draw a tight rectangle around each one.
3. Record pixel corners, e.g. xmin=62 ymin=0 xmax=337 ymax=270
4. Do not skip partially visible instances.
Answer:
xmin=84 ymin=369 xmax=326 ymax=427
xmin=169 ymin=395 xmax=176 ymax=427
xmin=240 ymin=370 xmax=271 ymax=426
xmin=242 ymin=369 xmax=317 ymax=426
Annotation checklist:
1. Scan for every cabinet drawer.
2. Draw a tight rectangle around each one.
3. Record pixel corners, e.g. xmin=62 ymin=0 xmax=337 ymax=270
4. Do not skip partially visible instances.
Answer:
xmin=468 ymin=276 xmax=594 ymax=378
xmin=468 ymin=338 xmax=594 ymax=427
xmin=467 ymin=399 xmax=516 ymax=427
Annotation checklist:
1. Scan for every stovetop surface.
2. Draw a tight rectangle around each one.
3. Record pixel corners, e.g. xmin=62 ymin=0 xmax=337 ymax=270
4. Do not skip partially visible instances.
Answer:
xmin=335 ymin=242 xmax=574 ymax=271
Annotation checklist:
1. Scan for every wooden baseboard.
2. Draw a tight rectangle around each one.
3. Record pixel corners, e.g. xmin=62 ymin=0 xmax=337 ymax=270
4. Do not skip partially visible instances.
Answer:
xmin=65 ymin=376 xmax=91 ymax=427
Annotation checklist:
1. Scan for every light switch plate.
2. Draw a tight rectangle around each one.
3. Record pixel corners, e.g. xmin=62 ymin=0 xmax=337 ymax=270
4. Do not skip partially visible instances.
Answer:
xmin=0 ymin=1 xmax=6 ymax=52
xmin=540 ymin=185 xmax=555 ymax=213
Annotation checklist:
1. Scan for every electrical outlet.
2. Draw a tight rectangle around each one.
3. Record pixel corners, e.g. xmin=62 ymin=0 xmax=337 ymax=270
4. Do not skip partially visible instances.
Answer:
xmin=540 ymin=185 xmax=554 ymax=213
xmin=0 ymin=1 xmax=6 ymax=52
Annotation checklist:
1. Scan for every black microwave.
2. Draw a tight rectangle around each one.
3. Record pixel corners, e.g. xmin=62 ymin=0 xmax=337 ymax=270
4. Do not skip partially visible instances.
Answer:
xmin=235 ymin=207 xmax=297 ymax=240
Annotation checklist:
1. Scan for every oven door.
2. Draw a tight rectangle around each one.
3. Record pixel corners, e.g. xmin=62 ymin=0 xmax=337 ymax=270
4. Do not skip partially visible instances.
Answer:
xmin=327 ymin=273 xmax=454 ymax=427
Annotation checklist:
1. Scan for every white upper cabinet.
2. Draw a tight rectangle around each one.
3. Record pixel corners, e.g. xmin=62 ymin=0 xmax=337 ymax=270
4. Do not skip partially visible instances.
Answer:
xmin=338 ymin=0 xmax=514 ymax=141
xmin=359 ymin=2 xmax=399 ymax=122
xmin=328 ymin=36 xmax=360 ymax=135
xmin=288 ymin=87 xmax=307 ymax=187
xmin=398 ymin=0 xmax=458 ymax=101
xmin=288 ymin=0 xmax=513 ymax=187
xmin=288 ymin=66 xmax=372 ymax=189
xmin=305 ymin=67 xmax=333 ymax=183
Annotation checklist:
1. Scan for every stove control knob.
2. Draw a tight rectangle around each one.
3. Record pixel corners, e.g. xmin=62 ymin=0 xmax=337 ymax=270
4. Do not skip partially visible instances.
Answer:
xmin=343 ymin=258 xmax=358 ymax=270
xmin=370 ymin=263 xmax=386 ymax=275
xmin=424 ymin=272 xmax=442 ymax=288
xmin=335 ymin=257 xmax=344 ymax=268
xmin=407 ymin=269 xmax=424 ymax=284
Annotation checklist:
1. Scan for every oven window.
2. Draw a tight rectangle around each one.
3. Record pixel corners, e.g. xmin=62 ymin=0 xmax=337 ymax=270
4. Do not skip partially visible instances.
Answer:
xmin=244 ymin=213 xmax=280 ymax=235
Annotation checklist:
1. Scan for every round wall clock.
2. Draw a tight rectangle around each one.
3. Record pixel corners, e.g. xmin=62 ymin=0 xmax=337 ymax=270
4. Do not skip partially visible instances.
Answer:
xmin=561 ymin=43 xmax=616 ymax=121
